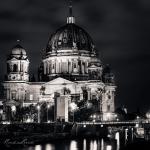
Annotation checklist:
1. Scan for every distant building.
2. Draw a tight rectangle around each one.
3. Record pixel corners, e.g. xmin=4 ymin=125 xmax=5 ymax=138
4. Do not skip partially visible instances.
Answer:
xmin=2 ymin=3 xmax=116 ymax=121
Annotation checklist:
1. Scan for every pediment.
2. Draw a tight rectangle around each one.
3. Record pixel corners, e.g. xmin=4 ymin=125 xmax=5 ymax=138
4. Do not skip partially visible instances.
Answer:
xmin=9 ymin=57 xmax=18 ymax=61
xmin=88 ymin=64 xmax=97 ymax=68
xmin=44 ymin=77 xmax=75 ymax=85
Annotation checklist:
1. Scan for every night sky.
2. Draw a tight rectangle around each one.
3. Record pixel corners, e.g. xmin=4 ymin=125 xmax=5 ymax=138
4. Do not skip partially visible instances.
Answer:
xmin=0 ymin=0 xmax=150 ymax=112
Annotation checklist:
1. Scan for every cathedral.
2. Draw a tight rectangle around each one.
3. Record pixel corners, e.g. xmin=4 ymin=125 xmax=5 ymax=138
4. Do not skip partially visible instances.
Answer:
xmin=2 ymin=4 xmax=116 ymax=121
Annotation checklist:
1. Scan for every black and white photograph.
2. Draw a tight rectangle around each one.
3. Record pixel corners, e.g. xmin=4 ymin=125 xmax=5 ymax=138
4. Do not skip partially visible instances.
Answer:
xmin=0 ymin=0 xmax=150 ymax=150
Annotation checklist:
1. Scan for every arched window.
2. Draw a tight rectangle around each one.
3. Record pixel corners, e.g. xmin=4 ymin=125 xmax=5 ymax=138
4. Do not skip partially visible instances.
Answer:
xmin=13 ymin=64 xmax=17 ymax=72
xmin=11 ymin=92 xmax=16 ymax=100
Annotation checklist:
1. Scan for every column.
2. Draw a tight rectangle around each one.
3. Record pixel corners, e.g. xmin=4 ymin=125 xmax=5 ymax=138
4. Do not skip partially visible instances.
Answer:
xmin=55 ymin=59 xmax=56 ymax=73
xmin=87 ymin=88 xmax=91 ymax=101
xmin=47 ymin=62 xmax=49 ymax=74
xmin=44 ymin=62 xmax=46 ymax=74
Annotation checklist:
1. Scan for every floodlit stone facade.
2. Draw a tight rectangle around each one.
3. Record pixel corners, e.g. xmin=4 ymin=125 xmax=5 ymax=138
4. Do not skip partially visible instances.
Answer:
xmin=2 ymin=6 xmax=116 ymax=121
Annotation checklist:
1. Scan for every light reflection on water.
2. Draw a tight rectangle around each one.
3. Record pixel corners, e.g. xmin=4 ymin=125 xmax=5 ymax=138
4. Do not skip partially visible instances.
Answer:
xmin=14 ymin=139 xmax=116 ymax=150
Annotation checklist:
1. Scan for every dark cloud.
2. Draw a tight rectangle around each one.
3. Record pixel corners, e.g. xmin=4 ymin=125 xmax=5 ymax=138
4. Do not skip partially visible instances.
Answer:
xmin=0 ymin=0 xmax=150 ymax=112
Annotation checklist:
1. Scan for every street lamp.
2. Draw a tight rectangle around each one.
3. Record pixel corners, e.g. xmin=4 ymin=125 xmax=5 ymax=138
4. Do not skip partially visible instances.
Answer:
xmin=11 ymin=106 xmax=16 ymax=112
xmin=11 ymin=106 xmax=16 ymax=122
xmin=70 ymin=102 xmax=78 ymax=122
xmin=47 ymin=104 xmax=50 ymax=122
xmin=37 ymin=105 xmax=41 ymax=123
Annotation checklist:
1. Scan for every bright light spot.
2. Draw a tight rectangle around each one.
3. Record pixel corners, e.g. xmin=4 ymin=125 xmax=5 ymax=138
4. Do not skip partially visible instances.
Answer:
xmin=26 ymin=118 xmax=31 ymax=123
xmin=106 ymin=113 xmax=111 ymax=118
xmin=70 ymin=140 xmax=77 ymax=150
xmin=105 ymin=113 xmax=113 ymax=121
xmin=69 ymin=102 xmax=77 ymax=111
xmin=115 ymin=132 xmax=120 ymax=150
xmin=2 ymin=121 xmax=10 ymax=124
xmin=37 ymin=105 xmax=40 ymax=110
xmin=106 ymin=145 xmax=112 ymax=150
xmin=47 ymin=120 xmax=51 ymax=123
xmin=47 ymin=104 xmax=50 ymax=108
xmin=107 ymin=134 xmax=111 ymax=138
xmin=83 ymin=125 xmax=86 ymax=128
xmin=35 ymin=145 xmax=42 ymax=150
xmin=11 ymin=106 xmax=16 ymax=112
xmin=93 ymin=140 xmax=97 ymax=150
xmin=93 ymin=119 xmax=95 ymax=122
xmin=45 ymin=144 xmax=54 ymax=150
xmin=146 ymin=112 xmax=150 ymax=119
xmin=93 ymin=115 xmax=96 ymax=118
xmin=83 ymin=139 xmax=86 ymax=150
xmin=101 ymin=125 xmax=103 ymax=127
xmin=101 ymin=139 xmax=104 ymax=150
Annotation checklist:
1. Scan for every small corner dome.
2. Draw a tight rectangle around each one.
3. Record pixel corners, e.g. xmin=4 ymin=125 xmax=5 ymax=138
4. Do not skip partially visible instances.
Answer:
xmin=11 ymin=44 xmax=27 ymax=56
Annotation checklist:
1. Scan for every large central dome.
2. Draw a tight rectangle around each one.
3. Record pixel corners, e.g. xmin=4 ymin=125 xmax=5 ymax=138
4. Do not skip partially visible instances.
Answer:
xmin=46 ymin=23 xmax=95 ymax=53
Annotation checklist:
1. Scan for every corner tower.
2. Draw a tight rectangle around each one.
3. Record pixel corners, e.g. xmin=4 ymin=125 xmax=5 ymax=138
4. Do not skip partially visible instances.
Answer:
xmin=6 ymin=42 xmax=29 ymax=82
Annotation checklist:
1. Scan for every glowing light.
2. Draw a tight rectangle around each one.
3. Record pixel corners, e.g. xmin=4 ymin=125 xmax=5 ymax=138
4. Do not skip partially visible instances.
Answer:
xmin=47 ymin=104 xmax=50 ymax=108
xmin=35 ymin=145 xmax=42 ymax=150
xmin=37 ymin=105 xmax=40 ymax=110
xmin=146 ymin=112 xmax=150 ymax=119
xmin=83 ymin=124 xmax=86 ymax=128
xmin=93 ymin=140 xmax=97 ymax=150
xmin=45 ymin=144 xmax=54 ymax=150
xmin=93 ymin=115 xmax=96 ymax=118
xmin=106 ymin=145 xmax=112 ymax=150
xmin=2 ymin=121 xmax=10 ymax=124
xmin=70 ymin=140 xmax=77 ymax=150
xmin=26 ymin=118 xmax=31 ymax=123
xmin=115 ymin=132 xmax=120 ymax=150
xmin=106 ymin=113 xmax=112 ymax=121
xmin=101 ymin=139 xmax=104 ymax=150
xmin=11 ymin=106 xmax=16 ymax=112
xmin=83 ymin=139 xmax=86 ymax=150
xmin=47 ymin=120 xmax=51 ymax=123
xmin=69 ymin=102 xmax=77 ymax=111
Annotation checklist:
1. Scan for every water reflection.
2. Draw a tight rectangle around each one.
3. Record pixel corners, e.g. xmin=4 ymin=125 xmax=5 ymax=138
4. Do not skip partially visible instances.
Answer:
xmin=83 ymin=139 xmax=86 ymax=150
xmin=70 ymin=140 xmax=78 ymax=150
xmin=101 ymin=139 xmax=104 ymax=150
xmin=106 ymin=145 xmax=112 ymax=150
xmin=115 ymin=132 xmax=120 ymax=150
xmin=14 ymin=138 xmax=117 ymax=150
xmin=35 ymin=145 xmax=42 ymax=150
xmin=90 ymin=140 xmax=98 ymax=150
xmin=45 ymin=144 xmax=54 ymax=150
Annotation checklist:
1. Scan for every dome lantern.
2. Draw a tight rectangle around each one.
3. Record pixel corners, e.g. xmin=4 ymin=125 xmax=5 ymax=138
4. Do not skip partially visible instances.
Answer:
xmin=67 ymin=0 xmax=75 ymax=24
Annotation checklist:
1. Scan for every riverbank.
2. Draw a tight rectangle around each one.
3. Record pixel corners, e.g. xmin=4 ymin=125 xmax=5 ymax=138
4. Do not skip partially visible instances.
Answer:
xmin=0 ymin=123 xmax=109 ymax=145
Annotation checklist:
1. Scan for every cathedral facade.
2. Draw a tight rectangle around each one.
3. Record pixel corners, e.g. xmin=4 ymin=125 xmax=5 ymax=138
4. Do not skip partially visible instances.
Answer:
xmin=2 ymin=6 xmax=116 ymax=121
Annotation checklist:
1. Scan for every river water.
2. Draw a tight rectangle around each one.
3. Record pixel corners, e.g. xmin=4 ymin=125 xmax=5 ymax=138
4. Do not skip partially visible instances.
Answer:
xmin=5 ymin=138 xmax=119 ymax=150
